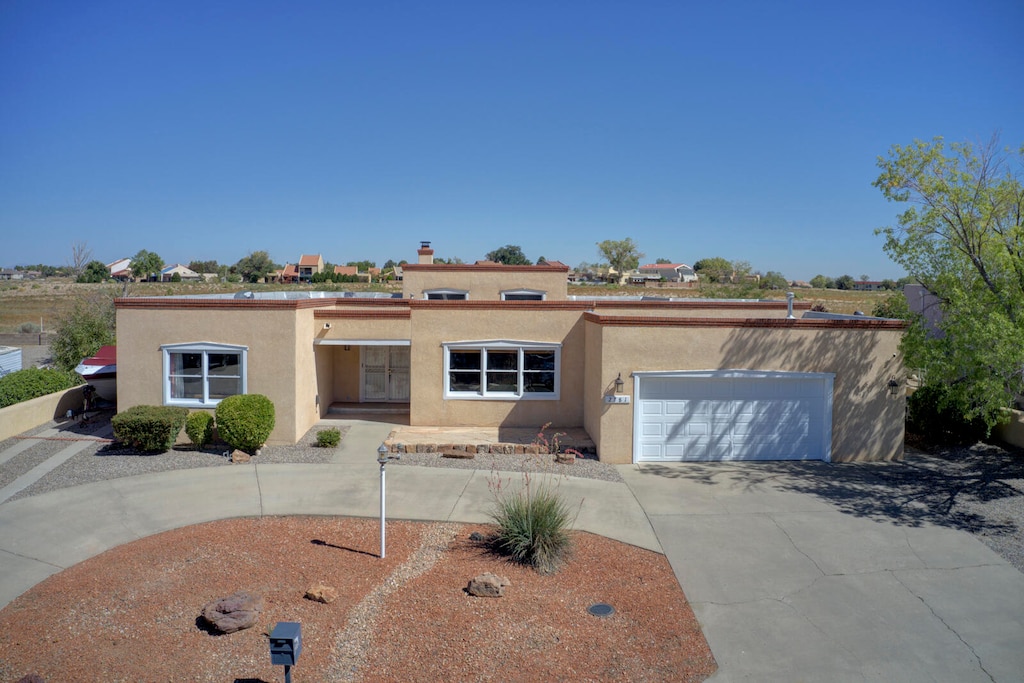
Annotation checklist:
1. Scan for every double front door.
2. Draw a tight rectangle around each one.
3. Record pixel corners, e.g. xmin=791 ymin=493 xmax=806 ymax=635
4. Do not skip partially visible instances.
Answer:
xmin=361 ymin=346 xmax=410 ymax=402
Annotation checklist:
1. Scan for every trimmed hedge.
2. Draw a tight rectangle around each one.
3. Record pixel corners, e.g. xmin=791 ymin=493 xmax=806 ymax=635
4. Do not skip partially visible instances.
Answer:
xmin=185 ymin=411 xmax=215 ymax=449
xmin=112 ymin=405 xmax=189 ymax=453
xmin=216 ymin=394 xmax=275 ymax=454
xmin=0 ymin=367 xmax=83 ymax=409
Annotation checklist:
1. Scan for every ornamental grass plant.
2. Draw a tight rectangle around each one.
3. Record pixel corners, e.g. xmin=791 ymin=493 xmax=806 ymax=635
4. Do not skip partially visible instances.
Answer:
xmin=488 ymin=465 xmax=577 ymax=575
xmin=484 ymin=422 xmax=583 ymax=574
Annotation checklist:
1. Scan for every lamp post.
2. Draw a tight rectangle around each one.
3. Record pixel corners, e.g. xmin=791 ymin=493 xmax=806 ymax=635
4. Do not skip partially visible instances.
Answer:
xmin=377 ymin=443 xmax=389 ymax=558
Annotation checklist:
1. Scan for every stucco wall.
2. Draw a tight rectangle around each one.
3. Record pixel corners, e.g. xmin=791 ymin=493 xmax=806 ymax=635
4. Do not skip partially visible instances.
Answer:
xmin=116 ymin=302 xmax=304 ymax=444
xmin=0 ymin=386 xmax=85 ymax=442
xmin=402 ymin=264 xmax=569 ymax=300
xmin=584 ymin=317 xmax=905 ymax=464
xmin=407 ymin=305 xmax=585 ymax=428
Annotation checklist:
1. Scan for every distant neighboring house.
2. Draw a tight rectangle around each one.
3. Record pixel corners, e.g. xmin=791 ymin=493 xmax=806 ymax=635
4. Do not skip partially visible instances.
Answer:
xmin=160 ymin=264 xmax=202 ymax=282
xmin=298 ymin=254 xmax=324 ymax=282
xmin=275 ymin=264 xmax=300 ymax=283
xmin=0 ymin=269 xmax=22 ymax=281
xmin=333 ymin=265 xmax=358 ymax=277
xmin=392 ymin=265 xmax=404 ymax=281
xmin=107 ymin=258 xmax=132 ymax=281
xmin=790 ymin=280 xmax=812 ymax=289
xmin=637 ymin=263 xmax=699 ymax=283
xmin=853 ymin=281 xmax=886 ymax=291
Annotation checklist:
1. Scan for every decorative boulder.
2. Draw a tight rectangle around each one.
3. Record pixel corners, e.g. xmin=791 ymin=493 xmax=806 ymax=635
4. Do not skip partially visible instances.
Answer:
xmin=305 ymin=583 xmax=338 ymax=604
xmin=231 ymin=449 xmax=250 ymax=463
xmin=467 ymin=573 xmax=512 ymax=598
xmin=200 ymin=591 xmax=263 ymax=633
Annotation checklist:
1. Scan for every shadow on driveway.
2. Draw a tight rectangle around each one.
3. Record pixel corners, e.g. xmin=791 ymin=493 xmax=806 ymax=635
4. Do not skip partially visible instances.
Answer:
xmin=639 ymin=439 xmax=1024 ymax=536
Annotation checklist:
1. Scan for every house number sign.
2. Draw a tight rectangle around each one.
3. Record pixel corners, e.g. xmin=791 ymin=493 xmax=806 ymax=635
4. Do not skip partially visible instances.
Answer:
xmin=604 ymin=395 xmax=630 ymax=404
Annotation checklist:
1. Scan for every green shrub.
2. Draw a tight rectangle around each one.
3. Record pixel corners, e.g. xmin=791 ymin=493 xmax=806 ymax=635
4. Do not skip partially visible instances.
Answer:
xmin=316 ymin=427 xmax=341 ymax=447
xmin=215 ymin=394 xmax=275 ymax=453
xmin=908 ymin=383 xmax=988 ymax=444
xmin=185 ymin=411 xmax=215 ymax=449
xmin=0 ymin=367 xmax=83 ymax=409
xmin=112 ymin=405 xmax=189 ymax=453
xmin=18 ymin=322 xmax=40 ymax=334
xmin=488 ymin=474 xmax=574 ymax=574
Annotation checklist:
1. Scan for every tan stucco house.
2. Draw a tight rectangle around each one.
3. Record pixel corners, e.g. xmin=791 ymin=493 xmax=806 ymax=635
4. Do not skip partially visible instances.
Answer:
xmin=115 ymin=243 xmax=906 ymax=464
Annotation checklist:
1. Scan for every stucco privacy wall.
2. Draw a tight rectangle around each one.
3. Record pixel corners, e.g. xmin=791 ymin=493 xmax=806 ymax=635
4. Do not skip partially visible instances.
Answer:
xmin=402 ymin=263 xmax=570 ymax=300
xmin=406 ymin=301 xmax=585 ymax=427
xmin=116 ymin=301 xmax=305 ymax=444
xmin=583 ymin=314 xmax=906 ymax=464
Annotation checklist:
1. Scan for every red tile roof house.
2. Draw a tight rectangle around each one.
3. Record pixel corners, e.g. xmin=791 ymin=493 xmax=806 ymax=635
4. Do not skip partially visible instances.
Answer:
xmin=114 ymin=242 xmax=907 ymax=464
xmin=297 ymin=254 xmax=324 ymax=282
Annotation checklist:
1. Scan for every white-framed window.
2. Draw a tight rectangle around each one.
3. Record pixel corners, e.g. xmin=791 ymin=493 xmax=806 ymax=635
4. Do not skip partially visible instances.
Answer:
xmin=424 ymin=288 xmax=469 ymax=300
xmin=443 ymin=340 xmax=559 ymax=399
xmin=161 ymin=342 xmax=247 ymax=407
xmin=500 ymin=289 xmax=546 ymax=301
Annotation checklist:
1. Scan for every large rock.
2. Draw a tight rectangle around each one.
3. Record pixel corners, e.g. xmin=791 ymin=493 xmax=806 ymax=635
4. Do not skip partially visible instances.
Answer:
xmin=467 ymin=573 xmax=512 ymax=598
xmin=305 ymin=583 xmax=338 ymax=604
xmin=200 ymin=591 xmax=263 ymax=633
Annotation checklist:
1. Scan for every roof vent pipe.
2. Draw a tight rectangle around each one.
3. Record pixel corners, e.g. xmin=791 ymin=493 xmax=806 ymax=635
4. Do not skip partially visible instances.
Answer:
xmin=786 ymin=292 xmax=795 ymax=319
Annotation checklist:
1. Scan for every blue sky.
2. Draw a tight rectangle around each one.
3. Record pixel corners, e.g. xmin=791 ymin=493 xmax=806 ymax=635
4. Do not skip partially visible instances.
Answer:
xmin=2 ymin=1 xmax=1021 ymax=280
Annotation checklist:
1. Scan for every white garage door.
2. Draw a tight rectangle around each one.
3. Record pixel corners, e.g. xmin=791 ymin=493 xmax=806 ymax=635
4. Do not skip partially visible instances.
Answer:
xmin=634 ymin=371 xmax=833 ymax=462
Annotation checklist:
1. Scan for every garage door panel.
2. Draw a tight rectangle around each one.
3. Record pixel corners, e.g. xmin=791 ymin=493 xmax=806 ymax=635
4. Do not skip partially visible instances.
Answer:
xmin=636 ymin=374 xmax=831 ymax=463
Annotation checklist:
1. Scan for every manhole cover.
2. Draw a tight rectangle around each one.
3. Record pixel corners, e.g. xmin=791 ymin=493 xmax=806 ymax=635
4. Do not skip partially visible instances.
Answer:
xmin=587 ymin=603 xmax=615 ymax=617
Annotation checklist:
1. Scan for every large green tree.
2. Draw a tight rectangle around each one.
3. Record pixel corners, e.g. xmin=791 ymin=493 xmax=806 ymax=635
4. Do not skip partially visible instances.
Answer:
xmin=485 ymin=245 xmax=532 ymax=265
xmin=692 ymin=256 xmax=732 ymax=283
xmin=130 ymin=249 xmax=163 ymax=281
xmin=874 ymin=135 xmax=1024 ymax=430
xmin=596 ymin=239 xmax=642 ymax=281
xmin=234 ymin=250 xmax=276 ymax=283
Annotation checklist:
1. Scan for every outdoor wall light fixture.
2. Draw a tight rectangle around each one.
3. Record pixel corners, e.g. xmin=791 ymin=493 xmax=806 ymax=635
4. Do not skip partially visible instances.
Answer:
xmin=323 ymin=322 xmax=331 ymax=329
xmin=614 ymin=373 xmax=624 ymax=394
xmin=887 ymin=375 xmax=900 ymax=396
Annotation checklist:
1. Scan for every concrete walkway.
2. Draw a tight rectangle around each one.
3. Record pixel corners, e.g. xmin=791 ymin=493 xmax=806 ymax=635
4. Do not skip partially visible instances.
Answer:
xmin=1 ymin=420 xmax=1023 ymax=682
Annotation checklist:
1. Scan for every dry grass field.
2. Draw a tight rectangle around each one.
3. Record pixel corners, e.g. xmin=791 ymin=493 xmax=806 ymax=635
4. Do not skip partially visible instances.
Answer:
xmin=0 ymin=278 xmax=893 ymax=334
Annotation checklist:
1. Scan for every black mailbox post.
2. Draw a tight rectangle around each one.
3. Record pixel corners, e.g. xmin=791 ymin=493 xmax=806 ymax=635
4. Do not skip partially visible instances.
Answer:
xmin=270 ymin=621 xmax=302 ymax=682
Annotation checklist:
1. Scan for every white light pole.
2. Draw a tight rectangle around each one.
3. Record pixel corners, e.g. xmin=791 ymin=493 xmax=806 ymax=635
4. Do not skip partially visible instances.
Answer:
xmin=377 ymin=443 xmax=389 ymax=558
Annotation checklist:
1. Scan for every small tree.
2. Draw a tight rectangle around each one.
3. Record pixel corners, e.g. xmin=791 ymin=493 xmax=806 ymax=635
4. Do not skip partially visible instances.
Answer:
xmin=596 ymin=239 xmax=642 ymax=282
xmin=693 ymin=256 xmax=732 ymax=283
xmin=759 ymin=271 xmax=789 ymax=290
xmin=130 ymin=249 xmax=163 ymax=281
xmin=68 ymin=241 xmax=93 ymax=279
xmin=810 ymin=274 xmax=834 ymax=289
xmin=834 ymin=274 xmax=855 ymax=290
xmin=77 ymin=260 xmax=109 ymax=283
xmin=234 ymin=250 xmax=276 ymax=283
xmin=485 ymin=245 xmax=532 ymax=265
xmin=51 ymin=293 xmax=116 ymax=372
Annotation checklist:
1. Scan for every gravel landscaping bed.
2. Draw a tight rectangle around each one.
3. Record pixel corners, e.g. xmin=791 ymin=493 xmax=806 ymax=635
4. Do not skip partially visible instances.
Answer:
xmin=2 ymin=414 xmax=1021 ymax=573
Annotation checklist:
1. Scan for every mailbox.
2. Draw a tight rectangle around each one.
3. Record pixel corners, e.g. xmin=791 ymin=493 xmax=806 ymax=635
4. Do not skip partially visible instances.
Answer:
xmin=269 ymin=621 xmax=302 ymax=667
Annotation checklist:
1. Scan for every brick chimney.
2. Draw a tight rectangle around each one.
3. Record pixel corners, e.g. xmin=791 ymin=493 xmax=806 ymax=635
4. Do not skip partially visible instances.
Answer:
xmin=417 ymin=241 xmax=434 ymax=265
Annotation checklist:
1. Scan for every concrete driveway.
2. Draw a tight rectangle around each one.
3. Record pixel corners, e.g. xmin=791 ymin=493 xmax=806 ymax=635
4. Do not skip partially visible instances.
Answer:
xmin=619 ymin=461 xmax=1024 ymax=683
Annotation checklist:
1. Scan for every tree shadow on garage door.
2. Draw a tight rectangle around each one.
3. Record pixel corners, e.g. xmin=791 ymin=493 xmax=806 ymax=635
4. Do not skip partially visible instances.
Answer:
xmin=637 ymin=439 xmax=1024 ymax=538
